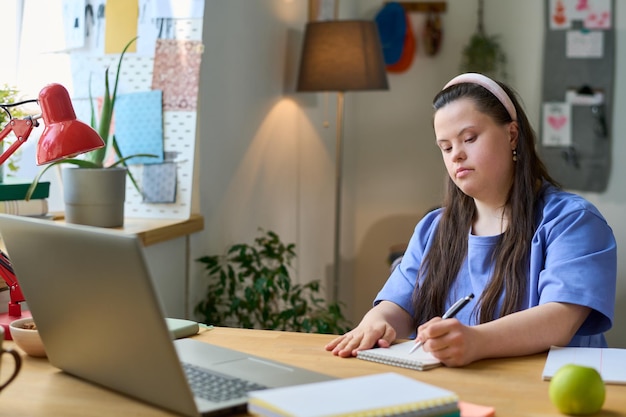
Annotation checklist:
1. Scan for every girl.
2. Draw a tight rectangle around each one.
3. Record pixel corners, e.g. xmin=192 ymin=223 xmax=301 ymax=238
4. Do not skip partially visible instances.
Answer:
xmin=326 ymin=73 xmax=617 ymax=367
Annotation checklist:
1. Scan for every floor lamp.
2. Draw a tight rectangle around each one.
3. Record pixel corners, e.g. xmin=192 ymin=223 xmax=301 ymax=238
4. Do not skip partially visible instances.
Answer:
xmin=296 ymin=21 xmax=389 ymax=303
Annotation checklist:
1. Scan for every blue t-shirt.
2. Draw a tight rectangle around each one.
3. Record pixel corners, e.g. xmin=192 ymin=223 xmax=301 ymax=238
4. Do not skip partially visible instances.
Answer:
xmin=376 ymin=184 xmax=617 ymax=347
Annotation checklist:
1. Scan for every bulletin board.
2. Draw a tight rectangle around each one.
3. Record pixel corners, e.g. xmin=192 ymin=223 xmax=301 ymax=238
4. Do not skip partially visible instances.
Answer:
xmin=64 ymin=0 xmax=205 ymax=219
xmin=538 ymin=0 xmax=614 ymax=192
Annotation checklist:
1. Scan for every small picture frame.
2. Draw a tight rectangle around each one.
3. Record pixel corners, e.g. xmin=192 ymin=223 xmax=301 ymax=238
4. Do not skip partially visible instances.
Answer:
xmin=308 ymin=0 xmax=338 ymax=21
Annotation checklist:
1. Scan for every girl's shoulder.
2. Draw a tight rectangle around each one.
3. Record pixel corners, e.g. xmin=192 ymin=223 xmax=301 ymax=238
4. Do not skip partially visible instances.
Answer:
xmin=539 ymin=183 xmax=607 ymax=224
xmin=412 ymin=207 xmax=444 ymax=243
xmin=418 ymin=206 xmax=444 ymax=228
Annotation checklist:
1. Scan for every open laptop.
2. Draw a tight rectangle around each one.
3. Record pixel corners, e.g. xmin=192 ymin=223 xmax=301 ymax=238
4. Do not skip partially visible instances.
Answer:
xmin=0 ymin=214 xmax=334 ymax=416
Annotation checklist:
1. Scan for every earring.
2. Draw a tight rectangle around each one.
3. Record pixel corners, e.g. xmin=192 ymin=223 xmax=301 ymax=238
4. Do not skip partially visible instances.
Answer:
xmin=512 ymin=149 xmax=518 ymax=162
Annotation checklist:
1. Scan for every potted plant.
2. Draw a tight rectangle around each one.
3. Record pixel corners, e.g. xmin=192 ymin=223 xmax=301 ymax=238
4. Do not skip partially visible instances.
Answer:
xmin=459 ymin=0 xmax=507 ymax=80
xmin=195 ymin=229 xmax=352 ymax=334
xmin=26 ymin=37 xmax=156 ymax=227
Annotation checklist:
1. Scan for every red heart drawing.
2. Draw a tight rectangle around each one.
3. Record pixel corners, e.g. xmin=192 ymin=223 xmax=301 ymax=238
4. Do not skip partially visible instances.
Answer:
xmin=548 ymin=115 xmax=567 ymax=130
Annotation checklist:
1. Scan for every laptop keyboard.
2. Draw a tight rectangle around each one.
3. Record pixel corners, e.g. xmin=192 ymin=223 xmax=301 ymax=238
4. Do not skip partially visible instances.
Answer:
xmin=182 ymin=362 xmax=268 ymax=403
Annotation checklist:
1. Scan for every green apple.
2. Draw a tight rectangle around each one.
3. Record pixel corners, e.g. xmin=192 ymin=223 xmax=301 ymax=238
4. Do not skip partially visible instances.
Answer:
xmin=549 ymin=364 xmax=605 ymax=415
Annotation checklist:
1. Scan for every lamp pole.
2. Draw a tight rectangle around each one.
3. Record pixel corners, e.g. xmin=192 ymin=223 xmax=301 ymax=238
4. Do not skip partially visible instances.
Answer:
xmin=332 ymin=91 xmax=345 ymax=304
xmin=296 ymin=20 xmax=389 ymax=305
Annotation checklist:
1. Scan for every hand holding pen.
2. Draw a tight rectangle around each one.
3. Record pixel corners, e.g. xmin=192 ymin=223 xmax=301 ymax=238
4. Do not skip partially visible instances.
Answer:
xmin=409 ymin=293 xmax=475 ymax=354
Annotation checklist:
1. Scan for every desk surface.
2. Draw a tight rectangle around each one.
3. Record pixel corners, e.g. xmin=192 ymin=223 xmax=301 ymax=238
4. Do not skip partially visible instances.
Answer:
xmin=2 ymin=327 xmax=625 ymax=417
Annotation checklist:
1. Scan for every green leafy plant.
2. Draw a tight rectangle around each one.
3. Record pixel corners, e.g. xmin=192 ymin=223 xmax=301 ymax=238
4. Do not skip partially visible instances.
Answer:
xmin=195 ymin=229 xmax=352 ymax=335
xmin=0 ymin=85 xmax=28 ymax=176
xmin=459 ymin=0 xmax=507 ymax=80
xmin=26 ymin=37 xmax=156 ymax=199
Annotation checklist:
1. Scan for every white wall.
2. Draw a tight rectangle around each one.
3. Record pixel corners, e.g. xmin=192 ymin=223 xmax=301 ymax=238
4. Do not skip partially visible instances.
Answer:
xmin=583 ymin=2 xmax=626 ymax=348
xmin=349 ymin=0 xmax=477 ymax=322
xmin=190 ymin=0 xmax=336 ymax=310
xmin=191 ymin=0 xmax=626 ymax=347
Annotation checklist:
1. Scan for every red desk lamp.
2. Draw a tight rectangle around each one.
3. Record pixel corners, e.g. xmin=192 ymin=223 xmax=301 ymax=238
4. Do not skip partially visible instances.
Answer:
xmin=0 ymin=83 xmax=105 ymax=339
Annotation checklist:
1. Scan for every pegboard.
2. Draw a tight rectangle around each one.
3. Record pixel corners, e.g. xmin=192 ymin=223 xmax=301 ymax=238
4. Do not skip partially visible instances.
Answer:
xmin=538 ymin=0 xmax=615 ymax=192
xmin=67 ymin=10 xmax=204 ymax=219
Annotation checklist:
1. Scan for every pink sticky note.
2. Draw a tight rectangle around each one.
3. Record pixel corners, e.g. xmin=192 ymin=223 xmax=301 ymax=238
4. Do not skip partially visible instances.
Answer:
xmin=459 ymin=400 xmax=496 ymax=417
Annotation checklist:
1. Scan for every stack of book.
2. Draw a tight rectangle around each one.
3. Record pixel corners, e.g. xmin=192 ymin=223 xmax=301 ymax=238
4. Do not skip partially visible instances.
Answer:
xmin=0 ymin=180 xmax=50 ymax=217
xmin=248 ymin=372 xmax=460 ymax=417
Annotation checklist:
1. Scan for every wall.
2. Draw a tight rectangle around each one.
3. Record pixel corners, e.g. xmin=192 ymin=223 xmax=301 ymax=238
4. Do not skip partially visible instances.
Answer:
xmin=191 ymin=0 xmax=626 ymax=347
xmin=190 ymin=0 xmax=337 ymax=310
xmin=583 ymin=2 xmax=626 ymax=348
xmin=349 ymin=0 xmax=476 ymax=322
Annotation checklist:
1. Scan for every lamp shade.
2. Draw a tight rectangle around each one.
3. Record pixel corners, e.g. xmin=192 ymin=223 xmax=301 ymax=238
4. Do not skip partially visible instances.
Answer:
xmin=297 ymin=20 xmax=389 ymax=92
xmin=36 ymin=83 xmax=105 ymax=165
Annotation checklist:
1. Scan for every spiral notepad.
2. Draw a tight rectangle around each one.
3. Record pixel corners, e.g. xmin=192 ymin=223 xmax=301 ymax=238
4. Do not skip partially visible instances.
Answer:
xmin=356 ymin=341 xmax=442 ymax=371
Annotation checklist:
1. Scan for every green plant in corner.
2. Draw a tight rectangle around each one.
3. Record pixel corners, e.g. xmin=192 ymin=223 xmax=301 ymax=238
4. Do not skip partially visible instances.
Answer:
xmin=25 ymin=36 xmax=156 ymax=200
xmin=194 ymin=229 xmax=352 ymax=335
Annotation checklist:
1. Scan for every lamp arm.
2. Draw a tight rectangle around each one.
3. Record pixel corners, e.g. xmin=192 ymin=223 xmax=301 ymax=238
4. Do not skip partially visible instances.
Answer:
xmin=0 ymin=116 xmax=41 ymax=166
xmin=0 ymin=114 xmax=39 ymax=317
xmin=0 ymin=251 xmax=24 ymax=316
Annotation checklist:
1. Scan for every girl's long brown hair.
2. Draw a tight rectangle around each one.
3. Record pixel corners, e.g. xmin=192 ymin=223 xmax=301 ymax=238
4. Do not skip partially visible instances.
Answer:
xmin=411 ymin=81 xmax=559 ymax=327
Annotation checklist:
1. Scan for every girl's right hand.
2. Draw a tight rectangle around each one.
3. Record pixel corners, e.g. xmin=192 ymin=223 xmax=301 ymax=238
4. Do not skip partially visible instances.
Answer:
xmin=325 ymin=323 xmax=396 ymax=357
xmin=324 ymin=301 xmax=413 ymax=357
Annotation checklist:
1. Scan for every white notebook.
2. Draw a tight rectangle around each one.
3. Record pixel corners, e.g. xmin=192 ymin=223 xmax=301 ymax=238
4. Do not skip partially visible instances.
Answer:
xmin=247 ymin=372 xmax=458 ymax=417
xmin=542 ymin=346 xmax=626 ymax=385
xmin=356 ymin=340 xmax=442 ymax=371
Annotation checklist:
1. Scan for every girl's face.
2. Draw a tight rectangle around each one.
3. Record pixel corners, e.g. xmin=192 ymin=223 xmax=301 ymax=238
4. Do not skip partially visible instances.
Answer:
xmin=434 ymin=98 xmax=518 ymax=206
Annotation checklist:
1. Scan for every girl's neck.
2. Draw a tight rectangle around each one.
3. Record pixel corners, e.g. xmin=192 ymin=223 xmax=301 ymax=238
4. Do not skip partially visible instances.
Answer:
xmin=472 ymin=202 xmax=508 ymax=236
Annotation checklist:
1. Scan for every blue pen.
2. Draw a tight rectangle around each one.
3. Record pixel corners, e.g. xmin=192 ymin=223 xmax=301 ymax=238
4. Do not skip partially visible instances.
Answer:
xmin=409 ymin=293 xmax=475 ymax=354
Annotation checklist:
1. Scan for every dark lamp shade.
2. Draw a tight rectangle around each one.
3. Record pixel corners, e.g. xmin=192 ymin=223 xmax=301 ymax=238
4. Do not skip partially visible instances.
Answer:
xmin=36 ymin=83 xmax=105 ymax=165
xmin=297 ymin=20 xmax=389 ymax=92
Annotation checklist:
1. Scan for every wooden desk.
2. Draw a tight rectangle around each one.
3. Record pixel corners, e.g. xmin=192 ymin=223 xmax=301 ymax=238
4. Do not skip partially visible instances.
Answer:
xmin=2 ymin=327 xmax=626 ymax=417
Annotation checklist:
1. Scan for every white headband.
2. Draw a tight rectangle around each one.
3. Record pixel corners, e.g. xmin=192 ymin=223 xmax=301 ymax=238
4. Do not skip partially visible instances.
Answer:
xmin=443 ymin=73 xmax=517 ymax=121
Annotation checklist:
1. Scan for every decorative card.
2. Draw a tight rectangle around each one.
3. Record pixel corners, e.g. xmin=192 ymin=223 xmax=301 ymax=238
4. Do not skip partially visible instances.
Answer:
xmin=142 ymin=162 xmax=177 ymax=203
xmin=104 ymin=0 xmax=139 ymax=53
xmin=542 ymin=102 xmax=572 ymax=147
xmin=152 ymin=39 xmax=204 ymax=111
xmin=114 ymin=90 xmax=165 ymax=165
xmin=550 ymin=0 xmax=612 ymax=30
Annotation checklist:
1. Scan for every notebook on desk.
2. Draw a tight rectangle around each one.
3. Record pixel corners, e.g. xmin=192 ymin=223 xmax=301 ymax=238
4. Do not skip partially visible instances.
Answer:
xmin=248 ymin=372 xmax=459 ymax=417
xmin=542 ymin=346 xmax=626 ymax=385
xmin=0 ymin=214 xmax=334 ymax=417
xmin=356 ymin=340 xmax=442 ymax=371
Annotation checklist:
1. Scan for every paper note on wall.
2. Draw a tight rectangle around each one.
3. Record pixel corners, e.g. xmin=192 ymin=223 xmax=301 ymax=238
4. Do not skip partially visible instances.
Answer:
xmin=566 ymin=30 xmax=603 ymax=58
xmin=542 ymin=102 xmax=572 ymax=146
xmin=105 ymin=0 xmax=139 ymax=53
xmin=62 ymin=0 xmax=85 ymax=50
xmin=152 ymin=39 xmax=204 ymax=111
xmin=137 ymin=0 xmax=159 ymax=56
xmin=114 ymin=90 xmax=165 ymax=165
xmin=549 ymin=0 xmax=612 ymax=30
xmin=82 ymin=0 xmax=107 ymax=55
xmin=142 ymin=162 xmax=177 ymax=203
xmin=154 ymin=0 xmax=205 ymax=18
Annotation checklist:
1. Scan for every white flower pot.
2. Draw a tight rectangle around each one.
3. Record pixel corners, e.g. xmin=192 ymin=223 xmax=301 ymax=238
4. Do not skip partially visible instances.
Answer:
xmin=62 ymin=167 xmax=126 ymax=228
